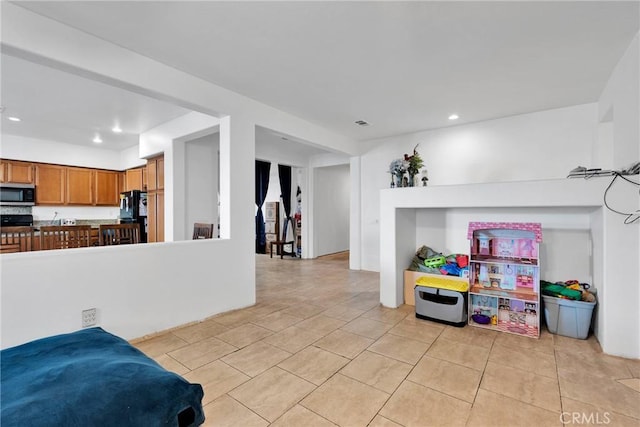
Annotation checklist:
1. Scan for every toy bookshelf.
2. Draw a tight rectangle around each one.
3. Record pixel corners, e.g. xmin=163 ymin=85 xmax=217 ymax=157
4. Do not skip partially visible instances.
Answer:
xmin=467 ymin=222 xmax=542 ymax=338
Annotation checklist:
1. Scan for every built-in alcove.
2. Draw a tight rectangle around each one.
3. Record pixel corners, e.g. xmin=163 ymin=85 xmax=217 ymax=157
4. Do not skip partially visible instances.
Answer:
xmin=379 ymin=178 xmax=639 ymax=357
xmin=413 ymin=207 xmax=596 ymax=285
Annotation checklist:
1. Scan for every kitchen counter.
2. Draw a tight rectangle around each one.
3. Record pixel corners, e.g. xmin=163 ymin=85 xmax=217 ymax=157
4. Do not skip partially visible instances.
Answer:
xmin=33 ymin=219 xmax=119 ymax=229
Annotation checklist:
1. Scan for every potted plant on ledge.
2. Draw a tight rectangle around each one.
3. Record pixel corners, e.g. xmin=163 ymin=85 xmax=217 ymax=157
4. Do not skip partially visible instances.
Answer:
xmin=405 ymin=145 xmax=424 ymax=187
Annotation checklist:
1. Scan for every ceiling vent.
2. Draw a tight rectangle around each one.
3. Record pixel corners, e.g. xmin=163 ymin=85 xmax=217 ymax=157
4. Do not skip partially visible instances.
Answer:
xmin=355 ymin=120 xmax=370 ymax=126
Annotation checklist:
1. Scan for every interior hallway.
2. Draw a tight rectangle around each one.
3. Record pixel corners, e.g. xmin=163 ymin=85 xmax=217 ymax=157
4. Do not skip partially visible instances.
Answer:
xmin=134 ymin=253 xmax=640 ymax=426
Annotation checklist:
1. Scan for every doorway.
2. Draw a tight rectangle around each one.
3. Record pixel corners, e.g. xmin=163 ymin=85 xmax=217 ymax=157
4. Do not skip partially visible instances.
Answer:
xmin=313 ymin=164 xmax=350 ymax=257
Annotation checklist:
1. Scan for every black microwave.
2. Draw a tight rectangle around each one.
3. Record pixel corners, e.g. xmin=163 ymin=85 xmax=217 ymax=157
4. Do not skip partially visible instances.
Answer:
xmin=0 ymin=183 xmax=36 ymax=206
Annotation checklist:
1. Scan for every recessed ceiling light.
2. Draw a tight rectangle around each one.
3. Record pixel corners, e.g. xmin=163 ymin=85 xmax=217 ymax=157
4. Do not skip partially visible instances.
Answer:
xmin=355 ymin=120 xmax=370 ymax=126
xmin=448 ymin=114 xmax=459 ymax=120
xmin=93 ymin=135 xmax=103 ymax=144
xmin=112 ymin=125 xmax=122 ymax=133
xmin=8 ymin=116 xmax=21 ymax=122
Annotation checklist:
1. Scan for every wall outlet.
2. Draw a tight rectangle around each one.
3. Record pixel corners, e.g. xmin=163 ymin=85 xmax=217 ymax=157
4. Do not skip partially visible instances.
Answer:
xmin=82 ymin=308 xmax=98 ymax=328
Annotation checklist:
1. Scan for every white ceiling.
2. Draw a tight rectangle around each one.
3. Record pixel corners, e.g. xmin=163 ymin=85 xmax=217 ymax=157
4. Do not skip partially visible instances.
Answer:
xmin=1 ymin=54 xmax=191 ymax=150
xmin=4 ymin=1 xmax=640 ymax=146
xmin=255 ymin=126 xmax=335 ymax=161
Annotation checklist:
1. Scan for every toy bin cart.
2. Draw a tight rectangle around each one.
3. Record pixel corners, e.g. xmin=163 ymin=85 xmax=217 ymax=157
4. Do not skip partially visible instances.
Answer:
xmin=414 ymin=274 xmax=469 ymax=327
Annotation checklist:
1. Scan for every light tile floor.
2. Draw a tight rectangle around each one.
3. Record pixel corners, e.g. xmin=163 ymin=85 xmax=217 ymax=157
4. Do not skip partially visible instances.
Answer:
xmin=134 ymin=253 xmax=640 ymax=427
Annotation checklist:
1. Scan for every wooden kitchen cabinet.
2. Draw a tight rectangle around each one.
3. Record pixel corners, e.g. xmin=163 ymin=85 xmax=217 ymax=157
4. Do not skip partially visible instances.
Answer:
xmin=156 ymin=158 xmax=164 ymax=190
xmin=146 ymin=155 xmax=164 ymax=242
xmin=119 ymin=171 xmax=126 ymax=193
xmin=146 ymin=156 xmax=164 ymax=191
xmin=146 ymin=190 xmax=165 ymax=243
xmin=142 ymin=168 xmax=148 ymax=190
xmin=147 ymin=191 xmax=157 ymax=242
xmin=94 ymin=170 xmax=120 ymax=205
xmin=147 ymin=159 xmax=157 ymax=191
xmin=1 ymin=160 xmax=35 ymax=184
xmin=66 ymin=167 xmax=94 ymax=205
xmin=156 ymin=191 xmax=165 ymax=242
xmin=35 ymin=164 xmax=66 ymax=205
xmin=11 ymin=161 xmax=120 ymax=206
xmin=125 ymin=168 xmax=144 ymax=191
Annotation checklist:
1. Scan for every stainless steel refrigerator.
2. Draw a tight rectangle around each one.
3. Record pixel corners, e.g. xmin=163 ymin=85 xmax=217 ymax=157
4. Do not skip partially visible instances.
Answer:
xmin=120 ymin=190 xmax=148 ymax=243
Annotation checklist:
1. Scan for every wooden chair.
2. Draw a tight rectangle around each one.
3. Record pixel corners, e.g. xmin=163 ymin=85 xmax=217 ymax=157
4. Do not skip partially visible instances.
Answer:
xmin=192 ymin=223 xmax=214 ymax=240
xmin=1 ymin=226 xmax=35 ymax=253
xmin=99 ymin=223 xmax=141 ymax=246
xmin=269 ymin=221 xmax=295 ymax=259
xmin=40 ymin=225 xmax=92 ymax=250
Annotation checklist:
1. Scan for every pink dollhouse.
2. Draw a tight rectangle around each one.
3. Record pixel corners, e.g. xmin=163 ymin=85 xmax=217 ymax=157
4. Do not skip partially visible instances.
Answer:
xmin=467 ymin=222 xmax=542 ymax=338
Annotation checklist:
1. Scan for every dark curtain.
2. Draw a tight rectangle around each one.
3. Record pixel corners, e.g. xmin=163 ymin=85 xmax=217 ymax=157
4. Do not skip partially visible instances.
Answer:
xmin=278 ymin=164 xmax=293 ymax=252
xmin=255 ymin=160 xmax=271 ymax=253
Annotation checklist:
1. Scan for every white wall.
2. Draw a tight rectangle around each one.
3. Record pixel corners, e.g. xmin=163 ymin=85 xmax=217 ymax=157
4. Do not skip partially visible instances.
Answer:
xmin=357 ymin=103 xmax=599 ymax=271
xmin=309 ymin=152 xmax=351 ymax=169
xmin=598 ymin=33 xmax=640 ymax=168
xmin=0 ymin=239 xmax=250 ymax=349
xmin=313 ymin=164 xmax=350 ymax=256
xmin=120 ymin=145 xmax=147 ymax=170
xmin=1 ymin=3 xmax=357 ymax=348
xmin=184 ymin=133 xmax=219 ymax=240
xmin=139 ymin=112 xmax=220 ymax=159
xmin=349 ymin=157 xmax=361 ymax=270
xmin=0 ymin=134 xmax=123 ymax=169
xmin=32 ymin=206 xmax=119 ymax=222
xmin=594 ymin=31 xmax=640 ymax=359
xmin=255 ymin=138 xmax=314 ymax=171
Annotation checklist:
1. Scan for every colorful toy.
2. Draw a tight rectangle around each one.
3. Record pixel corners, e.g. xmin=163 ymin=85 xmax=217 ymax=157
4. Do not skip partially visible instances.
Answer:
xmin=456 ymin=254 xmax=469 ymax=268
xmin=542 ymin=280 xmax=596 ymax=302
xmin=440 ymin=263 xmax=461 ymax=276
xmin=424 ymin=255 xmax=446 ymax=268
xmin=540 ymin=281 xmax=582 ymax=301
